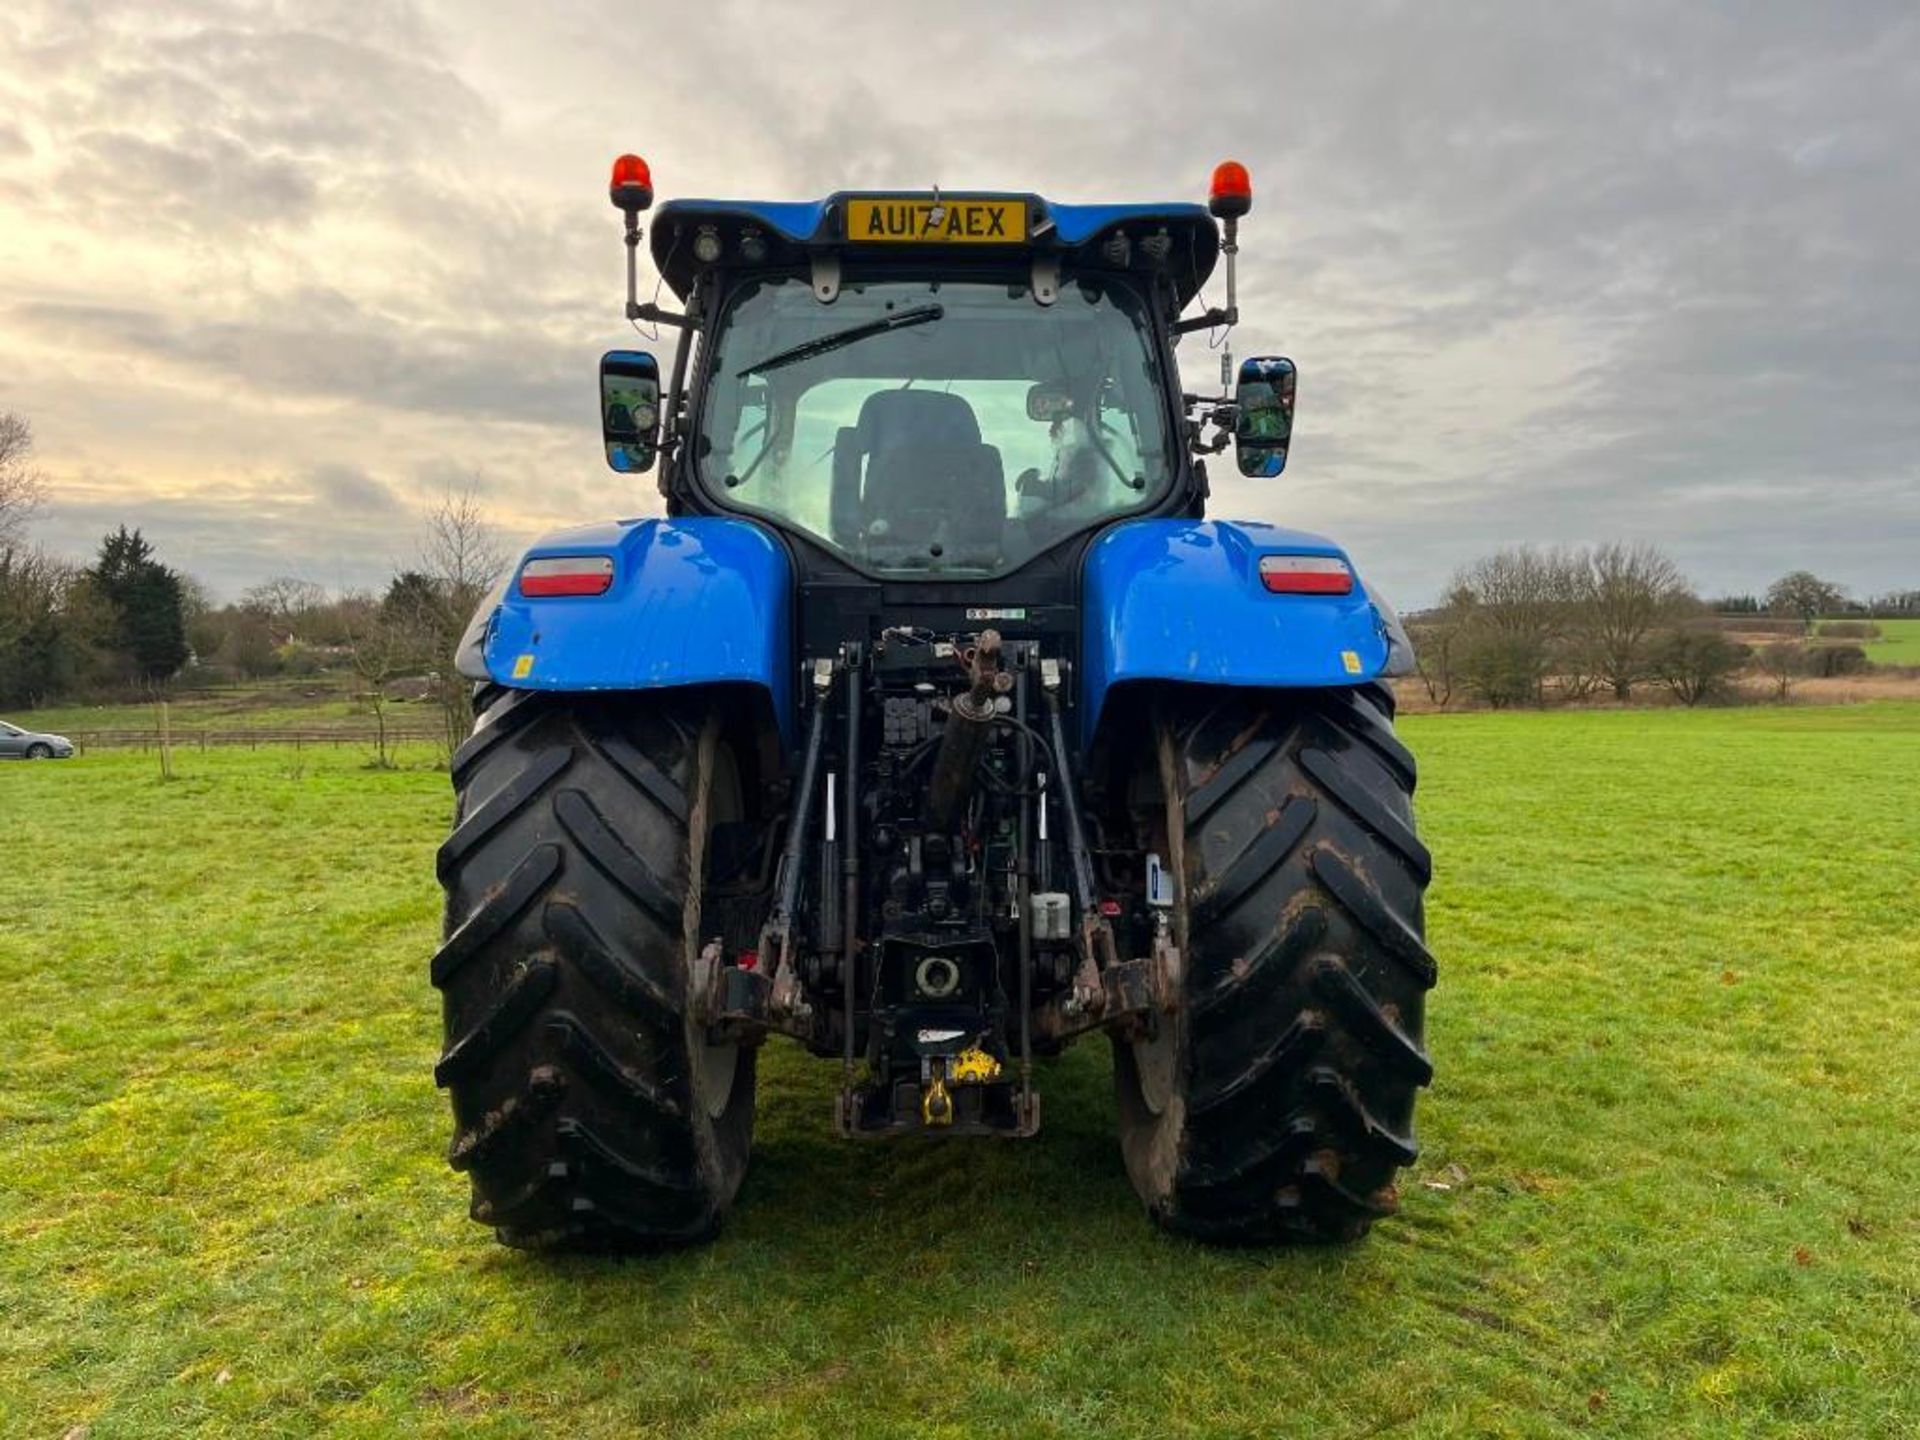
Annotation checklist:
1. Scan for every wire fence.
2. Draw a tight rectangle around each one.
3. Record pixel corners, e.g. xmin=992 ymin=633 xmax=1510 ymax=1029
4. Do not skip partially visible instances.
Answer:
xmin=63 ymin=727 xmax=444 ymax=754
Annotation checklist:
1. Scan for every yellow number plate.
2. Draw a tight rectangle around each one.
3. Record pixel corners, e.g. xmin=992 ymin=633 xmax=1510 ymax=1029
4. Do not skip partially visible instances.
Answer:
xmin=846 ymin=197 xmax=1025 ymax=245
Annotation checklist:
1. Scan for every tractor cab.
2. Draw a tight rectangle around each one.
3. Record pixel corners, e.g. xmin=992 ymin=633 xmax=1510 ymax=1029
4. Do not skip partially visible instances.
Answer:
xmin=691 ymin=260 xmax=1171 ymax=579
xmin=600 ymin=178 xmax=1276 ymax=578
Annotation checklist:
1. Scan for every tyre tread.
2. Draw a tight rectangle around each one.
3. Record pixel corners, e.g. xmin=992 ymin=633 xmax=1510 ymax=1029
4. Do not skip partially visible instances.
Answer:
xmin=433 ymin=692 xmax=753 ymax=1251
xmin=1117 ymin=686 xmax=1433 ymax=1244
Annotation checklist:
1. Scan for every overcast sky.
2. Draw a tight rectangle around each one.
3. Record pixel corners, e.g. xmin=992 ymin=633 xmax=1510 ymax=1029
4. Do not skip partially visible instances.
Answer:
xmin=2 ymin=1 xmax=1915 ymax=606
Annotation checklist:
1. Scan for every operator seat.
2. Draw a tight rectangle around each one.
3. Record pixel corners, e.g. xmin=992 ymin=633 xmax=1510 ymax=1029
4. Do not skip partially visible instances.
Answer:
xmin=831 ymin=390 xmax=1004 ymax=559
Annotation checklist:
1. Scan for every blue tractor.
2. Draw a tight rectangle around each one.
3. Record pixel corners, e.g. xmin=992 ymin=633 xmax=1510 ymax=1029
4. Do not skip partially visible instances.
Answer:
xmin=434 ymin=157 xmax=1434 ymax=1248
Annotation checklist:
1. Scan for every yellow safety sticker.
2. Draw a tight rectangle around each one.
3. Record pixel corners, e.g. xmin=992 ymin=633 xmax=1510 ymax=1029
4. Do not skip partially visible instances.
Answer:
xmin=1341 ymin=650 xmax=1363 ymax=675
xmin=949 ymin=1046 xmax=1003 ymax=1084
xmin=512 ymin=654 xmax=535 ymax=679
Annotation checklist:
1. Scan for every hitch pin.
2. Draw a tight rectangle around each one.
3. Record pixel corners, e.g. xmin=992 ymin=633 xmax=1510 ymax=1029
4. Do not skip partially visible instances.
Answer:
xmin=922 ymin=1067 xmax=954 ymax=1127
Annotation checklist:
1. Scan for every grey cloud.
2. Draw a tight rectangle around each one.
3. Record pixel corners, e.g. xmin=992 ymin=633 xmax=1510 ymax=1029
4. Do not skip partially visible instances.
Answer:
xmin=40 ymin=489 xmax=405 ymax=600
xmin=304 ymin=463 xmax=400 ymax=514
xmin=132 ymin=26 xmax=488 ymax=160
xmin=3 ymin=0 xmax=1918 ymax=603
xmin=15 ymin=1 xmax=487 ymax=155
xmin=13 ymin=1 xmax=489 ymax=234
xmin=67 ymin=127 xmax=318 ymax=228
xmin=37 ymin=475 xmax=537 ymax=602
xmin=17 ymin=299 xmax=581 ymax=428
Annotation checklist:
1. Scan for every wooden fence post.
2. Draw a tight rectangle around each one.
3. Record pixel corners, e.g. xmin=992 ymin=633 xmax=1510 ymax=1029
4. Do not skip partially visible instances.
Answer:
xmin=157 ymin=700 xmax=175 ymax=780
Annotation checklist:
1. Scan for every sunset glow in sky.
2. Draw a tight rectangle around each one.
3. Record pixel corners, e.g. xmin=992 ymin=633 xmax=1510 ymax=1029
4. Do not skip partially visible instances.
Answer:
xmin=2 ymin=2 xmax=1915 ymax=604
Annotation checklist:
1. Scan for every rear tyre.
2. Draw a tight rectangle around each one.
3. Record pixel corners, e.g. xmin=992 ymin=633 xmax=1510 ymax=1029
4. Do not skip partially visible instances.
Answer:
xmin=433 ymin=688 xmax=756 ymax=1249
xmin=1115 ymin=683 xmax=1435 ymax=1243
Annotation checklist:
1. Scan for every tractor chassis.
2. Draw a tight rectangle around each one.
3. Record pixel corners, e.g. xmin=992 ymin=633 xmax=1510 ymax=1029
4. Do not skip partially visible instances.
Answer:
xmin=684 ymin=643 xmax=1183 ymax=1140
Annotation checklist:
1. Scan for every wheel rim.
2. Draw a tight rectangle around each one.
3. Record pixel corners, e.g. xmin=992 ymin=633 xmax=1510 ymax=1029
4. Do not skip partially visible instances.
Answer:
xmin=690 ymin=736 xmax=745 ymax=1120
xmin=1131 ymin=1020 xmax=1179 ymax=1116
xmin=1129 ymin=735 xmax=1184 ymax=1118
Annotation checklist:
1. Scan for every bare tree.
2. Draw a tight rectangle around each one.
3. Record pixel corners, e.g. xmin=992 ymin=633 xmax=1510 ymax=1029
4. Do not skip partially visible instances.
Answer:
xmin=0 ymin=545 xmax=67 ymax=703
xmin=1755 ymin=642 xmax=1801 ymax=703
xmin=343 ymin=596 xmax=429 ymax=770
xmin=0 ymin=547 xmax=116 ymax=706
xmin=1573 ymin=542 xmax=1696 ymax=701
xmin=1406 ymin=611 xmax=1459 ymax=708
xmin=1651 ymin=629 xmax=1748 ymax=707
xmin=1766 ymin=571 xmax=1847 ymax=635
xmin=422 ymin=484 xmax=509 ymax=615
xmin=1446 ymin=547 xmax=1583 ymax=707
xmin=419 ymin=482 xmax=508 ymax=757
xmin=240 ymin=576 xmax=329 ymax=640
xmin=1554 ymin=626 xmax=1607 ymax=703
xmin=214 ymin=608 xmax=281 ymax=680
xmin=0 ymin=411 xmax=47 ymax=550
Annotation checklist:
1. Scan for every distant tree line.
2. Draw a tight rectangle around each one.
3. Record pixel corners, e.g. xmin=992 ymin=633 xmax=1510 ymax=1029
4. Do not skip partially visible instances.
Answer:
xmin=1407 ymin=546 xmax=1881 ymax=710
xmin=0 ymin=516 xmax=193 ymax=705
xmin=1709 ymin=578 xmax=1920 ymax=620
xmin=0 ymin=410 xmax=507 ymax=763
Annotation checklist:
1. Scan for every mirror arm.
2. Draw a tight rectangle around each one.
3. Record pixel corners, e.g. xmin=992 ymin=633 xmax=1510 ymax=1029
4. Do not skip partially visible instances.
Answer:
xmin=1186 ymin=418 xmax=1233 ymax=456
xmin=655 ymin=279 xmax=705 ymax=485
xmin=622 ymin=210 xmax=645 ymax=319
xmin=1182 ymin=394 xmax=1236 ymax=455
xmin=630 ymin=301 xmax=696 ymax=331
xmin=1219 ymin=215 xmax=1240 ymax=328
xmin=1172 ymin=307 xmax=1231 ymax=336
xmin=1185 ymin=401 xmax=1237 ymax=456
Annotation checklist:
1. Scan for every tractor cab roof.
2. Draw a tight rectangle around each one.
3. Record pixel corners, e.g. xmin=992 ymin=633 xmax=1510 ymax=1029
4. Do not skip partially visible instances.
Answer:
xmin=649 ymin=192 xmax=1220 ymax=310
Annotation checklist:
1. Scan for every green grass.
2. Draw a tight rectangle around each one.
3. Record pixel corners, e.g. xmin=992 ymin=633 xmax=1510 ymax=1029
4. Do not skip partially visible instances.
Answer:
xmin=1811 ymin=615 xmax=1920 ymax=665
xmin=1855 ymin=617 xmax=1920 ymax=665
xmin=3 ymin=705 xmax=1918 ymax=1437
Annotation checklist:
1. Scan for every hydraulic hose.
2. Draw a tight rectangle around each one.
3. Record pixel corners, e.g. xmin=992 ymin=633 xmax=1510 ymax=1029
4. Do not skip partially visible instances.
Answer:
xmin=924 ymin=629 xmax=1011 ymax=831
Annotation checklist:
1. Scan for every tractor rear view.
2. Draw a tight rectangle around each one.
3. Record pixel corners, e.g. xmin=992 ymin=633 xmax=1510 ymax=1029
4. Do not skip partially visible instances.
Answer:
xmin=432 ymin=157 xmax=1434 ymax=1247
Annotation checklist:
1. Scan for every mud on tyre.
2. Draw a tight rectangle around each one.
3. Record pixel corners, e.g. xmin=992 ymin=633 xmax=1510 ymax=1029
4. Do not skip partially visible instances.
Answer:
xmin=1115 ymin=683 xmax=1435 ymax=1242
xmin=433 ymin=688 xmax=756 ymax=1248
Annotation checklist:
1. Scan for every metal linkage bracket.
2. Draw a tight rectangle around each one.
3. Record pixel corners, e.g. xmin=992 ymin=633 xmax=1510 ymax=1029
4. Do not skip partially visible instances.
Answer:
xmin=1031 ymin=254 xmax=1060 ymax=307
xmin=750 ymin=656 xmax=839 ymax=1038
xmin=812 ymin=250 xmax=841 ymax=304
xmin=1030 ymin=942 xmax=1180 ymax=1046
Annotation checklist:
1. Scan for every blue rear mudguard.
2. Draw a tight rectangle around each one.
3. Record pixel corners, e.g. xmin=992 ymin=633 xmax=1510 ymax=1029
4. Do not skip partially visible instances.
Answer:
xmin=460 ymin=516 xmax=795 ymax=743
xmin=1080 ymin=519 xmax=1413 ymax=744
xmin=459 ymin=515 xmax=1406 ymax=755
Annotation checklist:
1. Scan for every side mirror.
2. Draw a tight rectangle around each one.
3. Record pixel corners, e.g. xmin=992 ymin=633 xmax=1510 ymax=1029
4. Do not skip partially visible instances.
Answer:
xmin=601 ymin=350 xmax=661 ymax=473
xmin=1233 ymin=356 xmax=1295 ymax=477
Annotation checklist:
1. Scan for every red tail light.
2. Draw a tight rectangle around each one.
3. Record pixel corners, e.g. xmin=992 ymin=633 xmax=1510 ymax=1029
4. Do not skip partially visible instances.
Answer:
xmin=520 ymin=555 xmax=615 ymax=597
xmin=1259 ymin=554 xmax=1352 ymax=595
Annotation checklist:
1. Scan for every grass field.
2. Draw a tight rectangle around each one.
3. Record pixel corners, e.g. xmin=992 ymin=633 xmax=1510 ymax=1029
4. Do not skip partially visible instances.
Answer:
xmin=1851 ymin=617 xmax=1920 ymax=665
xmin=3 ymin=705 xmax=1917 ymax=1437
xmin=10 ymin=677 xmax=438 ymax=741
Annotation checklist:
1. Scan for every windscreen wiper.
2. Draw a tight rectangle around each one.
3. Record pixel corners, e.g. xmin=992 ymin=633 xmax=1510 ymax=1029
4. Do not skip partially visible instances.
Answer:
xmin=736 ymin=304 xmax=944 ymax=378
